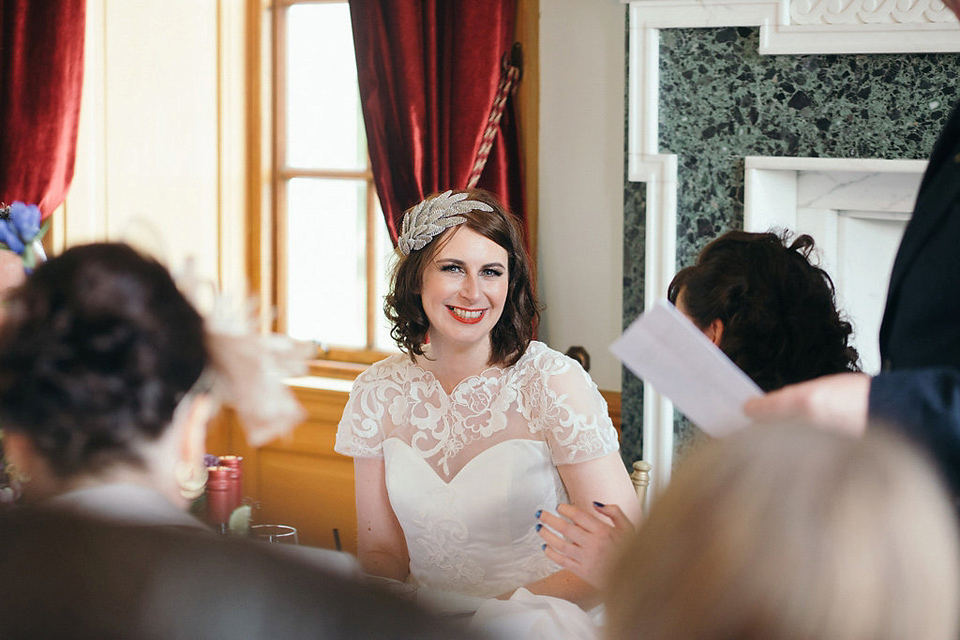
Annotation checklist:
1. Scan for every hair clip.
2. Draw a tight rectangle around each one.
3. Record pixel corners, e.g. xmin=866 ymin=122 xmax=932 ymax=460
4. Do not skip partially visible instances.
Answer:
xmin=397 ymin=190 xmax=493 ymax=255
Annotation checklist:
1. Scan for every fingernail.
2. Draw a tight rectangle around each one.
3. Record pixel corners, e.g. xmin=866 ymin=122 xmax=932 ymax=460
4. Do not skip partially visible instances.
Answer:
xmin=535 ymin=509 xmax=542 ymax=518
xmin=535 ymin=523 xmax=542 ymax=532
xmin=542 ymin=543 xmax=547 ymax=550
xmin=593 ymin=501 xmax=606 ymax=507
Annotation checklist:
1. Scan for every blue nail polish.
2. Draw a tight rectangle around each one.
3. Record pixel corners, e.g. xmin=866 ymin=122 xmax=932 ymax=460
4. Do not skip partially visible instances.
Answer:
xmin=542 ymin=543 xmax=547 ymax=550
xmin=593 ymin=501 xmax=606 ymax=508
xmin=535 ymin=509 xmax=542 ymax=518
xmin=535 ymin=523 xmax=542 ymax=532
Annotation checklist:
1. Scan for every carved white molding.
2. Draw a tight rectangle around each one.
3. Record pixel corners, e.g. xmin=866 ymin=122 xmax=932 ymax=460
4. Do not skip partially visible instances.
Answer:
xmin=631 ymin=154 xmax=677 ymax=505
xmin=625 ymin=0 xmax=960 ymax=54
xmin=790 ymin=0 xmax=955 ymax=26
xmin=626 ymin=0 xmax=957 ymax=501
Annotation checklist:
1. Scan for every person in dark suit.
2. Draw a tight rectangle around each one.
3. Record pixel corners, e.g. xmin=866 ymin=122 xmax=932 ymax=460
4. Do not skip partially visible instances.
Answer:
xmin=744 ymin=0 xmax=960 ymax=497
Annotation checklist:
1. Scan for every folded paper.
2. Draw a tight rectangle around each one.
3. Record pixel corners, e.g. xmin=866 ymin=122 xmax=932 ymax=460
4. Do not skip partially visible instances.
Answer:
xmin=610 ymin=299 xmax=762 ymax=437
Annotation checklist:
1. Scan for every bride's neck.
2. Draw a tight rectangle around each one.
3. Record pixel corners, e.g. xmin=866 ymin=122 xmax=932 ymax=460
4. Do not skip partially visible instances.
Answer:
xmin=419 ymin=341 xmax=496 ymax=393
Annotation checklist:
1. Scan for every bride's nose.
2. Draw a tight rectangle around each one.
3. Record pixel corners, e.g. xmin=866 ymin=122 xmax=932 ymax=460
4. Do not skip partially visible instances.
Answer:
xmin=459 ymin=273 xmax=481 ymax=301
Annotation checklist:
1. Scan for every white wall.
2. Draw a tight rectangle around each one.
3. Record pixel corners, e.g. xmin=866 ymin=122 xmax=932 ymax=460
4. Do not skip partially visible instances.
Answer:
xmin=63 ymin=0 xmax=628 ymax=389
xmin=538 ymin=0 xmax=626 ymax=391
xmin=62 ymin=0 xmax=247 ymax=297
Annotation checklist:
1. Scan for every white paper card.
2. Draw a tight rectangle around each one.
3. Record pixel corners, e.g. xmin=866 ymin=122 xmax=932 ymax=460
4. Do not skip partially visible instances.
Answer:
xmin=610 ymin=299 xmax=762 ymax=437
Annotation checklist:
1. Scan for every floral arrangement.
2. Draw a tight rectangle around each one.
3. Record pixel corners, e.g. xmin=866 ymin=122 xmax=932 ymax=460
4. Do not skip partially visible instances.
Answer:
xmin=0 ymin=201 xmax=46 ymax=507
xmin=0 ymin=201 xmax=48 ymax=273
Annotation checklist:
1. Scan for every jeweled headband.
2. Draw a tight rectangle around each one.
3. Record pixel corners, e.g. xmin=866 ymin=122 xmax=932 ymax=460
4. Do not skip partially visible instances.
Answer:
xmin=397 ymin=190 xmax=494 ymax=255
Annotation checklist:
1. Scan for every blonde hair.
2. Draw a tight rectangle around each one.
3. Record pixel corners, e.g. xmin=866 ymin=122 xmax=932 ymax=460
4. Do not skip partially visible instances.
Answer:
xmin=606 ymin=423 xmax=960 ymax=640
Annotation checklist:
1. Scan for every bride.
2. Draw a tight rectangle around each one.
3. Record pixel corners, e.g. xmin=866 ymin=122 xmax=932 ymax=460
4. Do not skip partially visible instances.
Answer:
xmin=335 ymin=190 xmax=640 ymax=628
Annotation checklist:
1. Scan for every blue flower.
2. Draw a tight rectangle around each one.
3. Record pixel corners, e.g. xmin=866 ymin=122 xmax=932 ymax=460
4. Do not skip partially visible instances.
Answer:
xmin=0 ymin=220 xmax=24 ymax=254
xmin=9 ymin=201 xmax=41 ymax=241
xmin=0 ymin=201 xmax=49 ymax=273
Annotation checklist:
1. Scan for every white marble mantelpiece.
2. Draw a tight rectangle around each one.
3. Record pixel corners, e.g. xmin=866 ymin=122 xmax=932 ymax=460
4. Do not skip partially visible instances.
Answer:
xmin=744 ymin=156 xmax=926 ymax=374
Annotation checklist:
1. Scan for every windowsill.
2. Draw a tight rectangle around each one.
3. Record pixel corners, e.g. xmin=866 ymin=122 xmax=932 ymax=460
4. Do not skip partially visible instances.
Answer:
xmin=286 ymin=375 xmax=356 ymax=393
xmin=283 ymin=357 xmax=377 ymax=393
xmin=308 ymin=359 xmax=370 ymax=380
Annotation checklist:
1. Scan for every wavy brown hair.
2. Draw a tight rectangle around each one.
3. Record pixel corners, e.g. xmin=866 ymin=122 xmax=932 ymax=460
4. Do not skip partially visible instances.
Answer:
xmin=667 ymin=230 xmax=860 ymax=392
xmin=385 ymin=189 xmax=540 ymax=367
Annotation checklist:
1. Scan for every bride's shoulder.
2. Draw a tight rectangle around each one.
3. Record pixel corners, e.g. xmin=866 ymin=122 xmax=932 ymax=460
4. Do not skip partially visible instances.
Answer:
xmin=353 ymin=353 xmax=418 ymax=387
xmin=513 ymin=341 xmax=578 ymax=374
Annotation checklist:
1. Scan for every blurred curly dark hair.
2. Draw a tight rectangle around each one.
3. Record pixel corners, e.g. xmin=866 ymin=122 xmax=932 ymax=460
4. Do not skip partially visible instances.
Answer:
xmin=385 ymin=189 xmax=540 ymax=367
xmin=0 ymin=243 xmax=208 ymax=478
xmin=667 ymin=230 xmax=860 ymax=392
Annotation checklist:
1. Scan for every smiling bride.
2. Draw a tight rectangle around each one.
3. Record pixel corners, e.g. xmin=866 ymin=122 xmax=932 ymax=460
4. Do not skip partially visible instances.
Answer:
xmin=334 ymin=189 xmax=639 ymax=637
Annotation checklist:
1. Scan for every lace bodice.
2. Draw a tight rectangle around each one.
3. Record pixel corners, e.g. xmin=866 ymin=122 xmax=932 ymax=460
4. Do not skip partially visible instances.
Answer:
xmin=335 ymin=341 xmax=618 ymax=480
xmin=335 ymin=341 xmax=619 ymax=597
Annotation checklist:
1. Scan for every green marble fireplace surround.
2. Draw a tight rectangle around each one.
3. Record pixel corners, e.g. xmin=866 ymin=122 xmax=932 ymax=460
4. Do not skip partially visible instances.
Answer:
xmin=620 ymin=21 xmax=960 ymax=485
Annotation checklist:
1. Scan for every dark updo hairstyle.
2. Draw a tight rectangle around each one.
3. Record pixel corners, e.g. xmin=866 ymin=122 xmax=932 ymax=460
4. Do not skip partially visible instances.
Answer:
xmin=667 ymin=230 xmax=860 ymax=392
xmin=0 ymin=242 xmax=209 ymax=478
xmin=385 ymin=189 xmax=540 ymax=367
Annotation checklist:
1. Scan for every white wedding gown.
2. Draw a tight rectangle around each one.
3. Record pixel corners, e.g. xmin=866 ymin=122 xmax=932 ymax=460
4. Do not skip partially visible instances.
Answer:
xmin=336 ymin=341 xmax=619 ymax=638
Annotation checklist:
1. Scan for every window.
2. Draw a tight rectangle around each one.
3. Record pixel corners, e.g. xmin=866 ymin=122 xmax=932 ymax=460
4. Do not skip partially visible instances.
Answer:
xmin=274 ymin=0 xmax=395 ymax=360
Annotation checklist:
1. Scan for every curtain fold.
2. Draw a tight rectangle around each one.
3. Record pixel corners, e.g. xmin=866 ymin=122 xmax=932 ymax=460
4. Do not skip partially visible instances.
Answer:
xmin=349 ymin=0 xmax=525 ymax=243
xmin=0 ymin=0 xmax=86 ymax=218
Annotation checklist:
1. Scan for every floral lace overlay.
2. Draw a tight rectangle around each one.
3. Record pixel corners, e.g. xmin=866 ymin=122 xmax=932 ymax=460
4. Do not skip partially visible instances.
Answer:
xmin=336 ymin=342 xmax=619 ymax=598
xmin=410 ymin=502 xmax=486 ymax=591
xmin=335 ymin=341 xmax=618 ymax=481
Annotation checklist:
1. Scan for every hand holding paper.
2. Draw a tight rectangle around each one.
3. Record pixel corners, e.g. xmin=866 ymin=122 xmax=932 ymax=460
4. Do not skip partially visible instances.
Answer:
xmin=610 ymin=300 xmax=762 ymax=437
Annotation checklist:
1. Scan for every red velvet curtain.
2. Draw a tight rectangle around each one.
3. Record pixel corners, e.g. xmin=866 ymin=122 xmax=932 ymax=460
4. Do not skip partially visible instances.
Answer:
xmin=0 ymin=0 xmax=85 ymax=218
xmin=349 ymin=0 xmax=525 ymax=243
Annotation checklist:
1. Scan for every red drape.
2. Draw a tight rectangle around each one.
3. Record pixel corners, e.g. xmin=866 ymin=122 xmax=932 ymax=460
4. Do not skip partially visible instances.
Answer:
xmin=349 ymin=0 xmax=525 ymax=243
xmin=0 ymin=0 xmax=85 ymax=218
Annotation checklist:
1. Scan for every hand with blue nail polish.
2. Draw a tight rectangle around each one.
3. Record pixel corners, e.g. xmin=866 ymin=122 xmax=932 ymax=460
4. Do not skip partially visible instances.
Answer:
xmin=536 ymin=502 xmax=637 ymax=590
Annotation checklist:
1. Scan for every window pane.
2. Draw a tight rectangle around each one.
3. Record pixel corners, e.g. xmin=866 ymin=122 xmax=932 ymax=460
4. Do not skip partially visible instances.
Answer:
xmin=374 ymin=199 xmax=397 ymax=352
xmin=285 ymin=3 xmax=366 ymax=170
xmin=286 ymin=178 xmax=366 ymax=347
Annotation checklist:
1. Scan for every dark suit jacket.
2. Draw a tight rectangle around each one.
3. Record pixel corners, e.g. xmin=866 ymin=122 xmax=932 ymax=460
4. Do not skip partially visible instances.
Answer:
xmin=870 ymin=97 xmax=960 ymax=495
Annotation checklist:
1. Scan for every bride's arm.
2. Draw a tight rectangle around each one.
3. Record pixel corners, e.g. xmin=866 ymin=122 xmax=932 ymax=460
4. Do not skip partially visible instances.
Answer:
xmin=500 ymin=452 xmax=642 ymax=606
xmin=536 ymin=501 xmax=636 ymax=590
xmin=354 ymin=457 xmax=410 ymax=582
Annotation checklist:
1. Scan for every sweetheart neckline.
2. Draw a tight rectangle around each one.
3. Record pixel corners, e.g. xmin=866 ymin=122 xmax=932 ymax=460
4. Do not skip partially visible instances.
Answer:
xmin=383 ymin=438 xmax=553 ymax=486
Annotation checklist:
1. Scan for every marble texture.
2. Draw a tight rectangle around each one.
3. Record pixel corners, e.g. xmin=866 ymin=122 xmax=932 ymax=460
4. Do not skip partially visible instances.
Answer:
xmin=620 ymin=25 xmax=960 ymax=466
xmin=795 ymin=169 xmax=922 ymax=212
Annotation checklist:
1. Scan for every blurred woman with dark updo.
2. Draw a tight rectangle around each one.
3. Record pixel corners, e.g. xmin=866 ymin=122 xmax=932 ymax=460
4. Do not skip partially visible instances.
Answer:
xmin=0 ymin=242 xmax=215 ymax=529
xmin=667 ymin=229 xmax=860 ymax=392
xmin=537 ymin=229 xmax=862 ymax=589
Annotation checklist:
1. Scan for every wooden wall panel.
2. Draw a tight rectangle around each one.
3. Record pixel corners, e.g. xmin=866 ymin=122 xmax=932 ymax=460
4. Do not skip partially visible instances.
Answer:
xmin=256 ymin=449 xmax=356 ymax=552
xmin=205 ymin=384 xmax=355 ymax=552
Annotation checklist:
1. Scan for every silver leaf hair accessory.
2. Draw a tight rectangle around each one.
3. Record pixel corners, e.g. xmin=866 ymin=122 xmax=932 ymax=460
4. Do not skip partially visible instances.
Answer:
xmin=397 ymin=190 xmax=494 ymax=255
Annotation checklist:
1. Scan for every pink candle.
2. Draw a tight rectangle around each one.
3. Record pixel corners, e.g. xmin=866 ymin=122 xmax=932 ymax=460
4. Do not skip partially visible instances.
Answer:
xmin=219 ymin=455 xmax=244 ymax=513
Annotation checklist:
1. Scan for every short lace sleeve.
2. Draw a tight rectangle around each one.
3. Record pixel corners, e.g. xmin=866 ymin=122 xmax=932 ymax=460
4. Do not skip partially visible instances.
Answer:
xmin=513 ymin=343 xmax=620 ymax=465
xmin=334 ymin=357 xmax=406 ymax=458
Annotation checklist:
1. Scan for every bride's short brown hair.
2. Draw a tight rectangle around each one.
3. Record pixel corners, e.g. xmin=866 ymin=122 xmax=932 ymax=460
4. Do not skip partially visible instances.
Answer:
xmin=385 ymin=189 xmax=540 ymax=367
